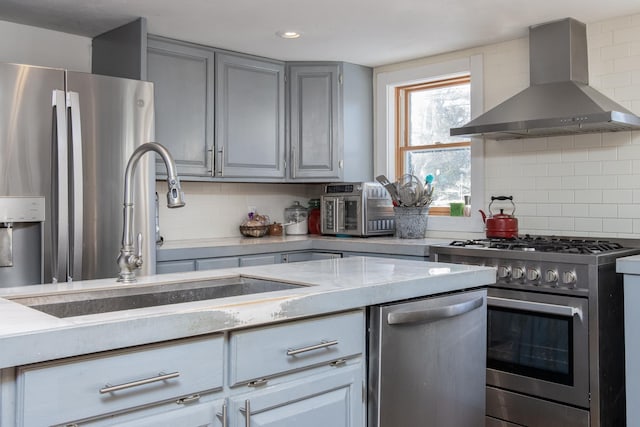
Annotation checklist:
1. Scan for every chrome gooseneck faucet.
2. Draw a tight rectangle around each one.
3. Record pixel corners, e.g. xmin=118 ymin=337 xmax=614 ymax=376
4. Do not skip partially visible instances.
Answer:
xmin=117 ymin=142 xmax=185 ymax=283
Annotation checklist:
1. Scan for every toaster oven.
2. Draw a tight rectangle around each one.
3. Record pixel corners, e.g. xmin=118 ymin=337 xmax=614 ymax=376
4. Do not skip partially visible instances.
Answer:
xmin=320 ymin=182 xmax=394 ymax=237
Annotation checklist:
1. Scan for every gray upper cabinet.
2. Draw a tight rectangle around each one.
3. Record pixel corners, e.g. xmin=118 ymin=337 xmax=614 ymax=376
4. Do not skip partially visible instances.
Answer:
xmin=288 ymin=62 xmax=373 ymax=182
xmin=147 ymin=37 xmax=214 ymax=177
xmin=215 ymin=53 xmax=285 ymax=180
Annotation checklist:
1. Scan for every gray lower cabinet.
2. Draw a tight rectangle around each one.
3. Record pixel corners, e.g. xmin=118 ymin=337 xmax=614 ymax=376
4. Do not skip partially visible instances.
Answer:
xmin=10 ymin=311 xmax=365 ymax=427
xmin=147 ymin=36 xmax=215 ymax=177
xmin=228 ymin=365 xmax=362 ymax=427
xmin=287 ymin=62 xmax=373 ymax=182
xmin=157 ymin=254 xmax=279 ymax=274
xmin=215 ymin=53 xmax=285 ymax=180
xmin=15 ymin=335 xmax=225 ymax=426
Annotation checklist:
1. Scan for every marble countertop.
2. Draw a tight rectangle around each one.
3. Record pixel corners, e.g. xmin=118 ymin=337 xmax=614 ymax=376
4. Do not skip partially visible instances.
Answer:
xmin=0 ymin=257 xmax=494 ymax=369
xmin=617 ymin=255 xmax=640 ymax=275
xmin=157 ymin=235 xmax=452 ymax=260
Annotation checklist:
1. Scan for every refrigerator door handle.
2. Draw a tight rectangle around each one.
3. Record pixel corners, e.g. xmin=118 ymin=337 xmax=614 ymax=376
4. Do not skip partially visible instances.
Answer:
xmin=67 ymin=91 xmax=83 ymax=281
xmin=52 ymin=90 xmax=69 ymax=283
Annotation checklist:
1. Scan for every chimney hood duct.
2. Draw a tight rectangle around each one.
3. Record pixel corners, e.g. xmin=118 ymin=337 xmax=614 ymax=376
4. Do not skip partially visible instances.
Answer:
xmin=450 ymin=18 xmax=640 ymax=140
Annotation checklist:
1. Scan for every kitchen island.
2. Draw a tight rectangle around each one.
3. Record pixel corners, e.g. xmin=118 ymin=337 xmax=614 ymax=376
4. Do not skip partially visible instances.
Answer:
xmin=0 ymin=256 xmax=494 ymax=426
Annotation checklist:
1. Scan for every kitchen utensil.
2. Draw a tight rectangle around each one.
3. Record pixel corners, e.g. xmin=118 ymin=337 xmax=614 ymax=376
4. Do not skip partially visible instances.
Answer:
xmin=479 ymin=196 xmax=519 ymax=239
xmin=396 ymin=174 xmax=423 ymax=206
xmin=375 ymin=175 xmax=399 ymax=205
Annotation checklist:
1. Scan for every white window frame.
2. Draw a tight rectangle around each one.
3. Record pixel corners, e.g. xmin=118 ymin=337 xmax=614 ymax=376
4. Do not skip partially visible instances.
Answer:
xmin=375 ymin=54 xmax=485 ymax=233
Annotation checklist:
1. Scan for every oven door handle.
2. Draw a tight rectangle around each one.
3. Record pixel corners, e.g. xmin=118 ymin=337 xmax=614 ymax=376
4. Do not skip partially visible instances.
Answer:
xmin=387 ymin=296 xmax=484 ymax=325
xmin=488 ymin=296 xmax=583 ymax=320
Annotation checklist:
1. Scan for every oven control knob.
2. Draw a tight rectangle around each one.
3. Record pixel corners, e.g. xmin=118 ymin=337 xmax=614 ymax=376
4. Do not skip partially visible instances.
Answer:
xmin=512 ymin=267 xmax=524 ymax=280
xmin=526 ymin=268 xmax=540 ymax=282
xmin=562 ymin=271 xmax=577 ymax=286
xmin=497 ymin=266 xmax=512 ymax=279
xmin=545 ymin=269 xmax=559 ymax=283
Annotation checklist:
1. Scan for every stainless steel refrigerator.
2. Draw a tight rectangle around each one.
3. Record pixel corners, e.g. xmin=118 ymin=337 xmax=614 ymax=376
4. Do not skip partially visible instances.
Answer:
xmin=0 ymin=62 xmax=155 ymax=287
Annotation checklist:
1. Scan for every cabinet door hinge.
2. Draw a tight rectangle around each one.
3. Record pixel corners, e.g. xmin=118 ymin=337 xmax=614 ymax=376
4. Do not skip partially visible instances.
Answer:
xmin=339 ymin=73 xmax=343 ymax=85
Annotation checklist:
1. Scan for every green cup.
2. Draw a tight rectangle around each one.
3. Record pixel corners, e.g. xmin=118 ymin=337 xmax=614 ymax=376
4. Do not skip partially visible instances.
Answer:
xmin=450 ymin=202 xmax=464 ymax=216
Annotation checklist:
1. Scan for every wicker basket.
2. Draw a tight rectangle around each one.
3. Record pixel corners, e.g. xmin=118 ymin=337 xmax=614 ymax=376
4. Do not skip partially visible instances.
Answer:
xmin=239 ymin=225 xmax=269 ymax=237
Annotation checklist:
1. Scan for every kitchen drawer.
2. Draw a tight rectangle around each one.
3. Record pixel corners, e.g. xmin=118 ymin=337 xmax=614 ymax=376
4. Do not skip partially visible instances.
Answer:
xmin=17 ymin=335 xmax=224 ymax=427
xmin=229 ymin=310 xmax=364 ymax=385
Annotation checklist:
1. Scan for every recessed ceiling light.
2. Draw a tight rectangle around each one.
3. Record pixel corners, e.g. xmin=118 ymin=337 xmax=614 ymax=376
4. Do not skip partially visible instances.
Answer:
xmin=276 ymin=31 xmax=301 ymax=39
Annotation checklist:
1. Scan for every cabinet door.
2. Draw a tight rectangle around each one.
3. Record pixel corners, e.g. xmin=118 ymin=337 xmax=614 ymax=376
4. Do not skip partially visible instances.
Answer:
xmin=239 ymin=254 xmax=278 ymax=267
xmin=229 ymin=364 xmax=363 ymax=427
xmin=148 ymin=37 xmax=214 ymax=177
xmin=288 ymin=64 xmax=342 ymax=181
xmin=216 ymin=53 xmax=285 ymax=179
xmin=110 ymin=398 xmax=224 ymax=427
xmin=196 ymin=257 xmax=240 ymax=271
xmin=156 ymin=259 xmax=196 ymax=274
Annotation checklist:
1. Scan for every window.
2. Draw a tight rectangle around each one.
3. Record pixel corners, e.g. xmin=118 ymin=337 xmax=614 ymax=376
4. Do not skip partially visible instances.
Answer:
xmin=395 ymin=76 xmax=471 ymax=215
xmin=375 ymin=54 xmax=484 ymax=233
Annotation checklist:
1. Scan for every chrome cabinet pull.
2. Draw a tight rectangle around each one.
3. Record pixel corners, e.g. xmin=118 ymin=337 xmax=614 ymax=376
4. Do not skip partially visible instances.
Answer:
xmin=176 ymin=393 xmax=201 ymax=404
xmin=248 ymin=378 xmax=268 ymax=387
xmin=217 ymin=146 xmax=224 ymax=176
xmin=329 ymin=358 xmax=347 ymax=367
xmin=387 ymin=297 xmax=484 ymax=325
xmin=216 ymin=403 xmax=228 ymax=427
xmin=245 ymin=399 xmax=251 ymax=427
xmin=286 ymin=339 xmax=338 ymax=356
xmin=99 ymin=371 xmax=179 ymax=394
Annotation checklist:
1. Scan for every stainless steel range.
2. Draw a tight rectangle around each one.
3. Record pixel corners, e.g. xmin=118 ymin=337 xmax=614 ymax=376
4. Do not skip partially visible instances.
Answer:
xmin=431 ymin=236 xmax=640 ymax=427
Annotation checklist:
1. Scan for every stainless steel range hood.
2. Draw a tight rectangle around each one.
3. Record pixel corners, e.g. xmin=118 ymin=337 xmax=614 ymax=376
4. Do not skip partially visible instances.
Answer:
xmin=450 ymin=18 xmax=640 ymax=140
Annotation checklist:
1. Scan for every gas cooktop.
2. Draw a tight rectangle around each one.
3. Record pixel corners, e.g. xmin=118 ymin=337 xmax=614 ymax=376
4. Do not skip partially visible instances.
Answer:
xmin=450 ymin=236 xmax=629 ymax=254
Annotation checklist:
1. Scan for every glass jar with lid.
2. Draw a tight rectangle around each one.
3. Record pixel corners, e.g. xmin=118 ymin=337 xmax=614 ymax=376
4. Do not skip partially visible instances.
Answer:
xmin=284 ymin=201 xmax=308 ymax=235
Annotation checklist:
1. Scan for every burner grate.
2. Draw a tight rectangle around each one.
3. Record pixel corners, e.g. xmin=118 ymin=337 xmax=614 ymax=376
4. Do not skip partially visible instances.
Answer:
xmin=450 ymin=236 xmax=626 ymax=254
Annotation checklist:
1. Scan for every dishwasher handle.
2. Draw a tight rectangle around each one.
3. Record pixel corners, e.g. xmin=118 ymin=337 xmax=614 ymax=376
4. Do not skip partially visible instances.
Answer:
xmin=387 ymin=296 xmax=484 ymax=325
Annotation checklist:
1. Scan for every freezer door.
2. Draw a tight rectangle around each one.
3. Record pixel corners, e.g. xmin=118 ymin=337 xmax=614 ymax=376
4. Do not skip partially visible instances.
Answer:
xmin=66 ymin=72 xmax=155 ymax=281
xmin=0 ymin=63 xmax=67 ymax=284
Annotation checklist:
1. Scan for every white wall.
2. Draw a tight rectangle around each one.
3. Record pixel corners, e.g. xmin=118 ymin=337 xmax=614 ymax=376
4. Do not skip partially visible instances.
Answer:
xmin=375 ymin=13 xmax=640 ymax=238
xmin=157 ymin=182 xmax=316 ymax=241
xmin=0 ymin=20 xmax=91 ymax=71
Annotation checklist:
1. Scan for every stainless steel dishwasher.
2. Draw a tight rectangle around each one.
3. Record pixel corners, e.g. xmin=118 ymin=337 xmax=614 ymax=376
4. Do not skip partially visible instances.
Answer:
xmin=368 ymin=289 xmax=487 ymax=427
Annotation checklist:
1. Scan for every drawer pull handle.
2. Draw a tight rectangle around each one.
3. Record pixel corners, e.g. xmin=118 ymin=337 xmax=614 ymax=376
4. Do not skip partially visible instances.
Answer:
xmin=286 ymin=339 xmax=338 ymax=356
xmin=239 ymin=399 xmax=251 ymax=427
xmin=216 ymin=403 xmax=228 ymax=427
xmin=248 ymin=378 xmax=268 ymax=387
xmin=99 ymin=371 xmax=180 ymax=394
xmin=177 ymin=393 xmax=201 ymax=405
xmin=329 ymin=358 xmax=347 ymax=367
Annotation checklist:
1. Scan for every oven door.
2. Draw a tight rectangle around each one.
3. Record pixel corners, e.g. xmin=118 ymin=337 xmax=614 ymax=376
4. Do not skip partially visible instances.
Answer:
xmin=486 ymin=288 xmax=589 ymax=408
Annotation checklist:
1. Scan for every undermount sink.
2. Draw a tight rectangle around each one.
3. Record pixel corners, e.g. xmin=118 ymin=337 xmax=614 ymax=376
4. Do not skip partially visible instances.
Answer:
xmin=9 ymin=276 xmax=305 ymax=318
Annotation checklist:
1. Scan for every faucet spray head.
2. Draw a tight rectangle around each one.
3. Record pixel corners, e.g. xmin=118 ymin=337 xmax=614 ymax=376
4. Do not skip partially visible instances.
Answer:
xmin=166 ymin=177 xmax=185 ymax=208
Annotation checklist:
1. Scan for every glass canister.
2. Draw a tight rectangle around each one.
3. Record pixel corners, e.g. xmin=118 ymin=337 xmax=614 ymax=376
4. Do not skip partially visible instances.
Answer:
xmin=284 ymin=201 xmax=308 ymax=235
xmin=308 ymin=198 xmax=321 ymax=234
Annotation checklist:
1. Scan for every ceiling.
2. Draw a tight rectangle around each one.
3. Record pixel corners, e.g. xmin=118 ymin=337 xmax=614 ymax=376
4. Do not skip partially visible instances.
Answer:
xmin=1 ymin=0 xmax=639 ymax=67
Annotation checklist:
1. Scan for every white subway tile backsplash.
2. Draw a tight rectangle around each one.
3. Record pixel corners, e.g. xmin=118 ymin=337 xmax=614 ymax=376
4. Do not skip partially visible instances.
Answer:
xmin=548 ymin=163 xmax=574 ymax=177
xmin=588 ymin=175 xmax=618 ymax=189
xmin=617 ymin=144 xmax=640 ymax=159
xmin=561 ymin=176 xmax=589 ymax=190
xmin=536 ymin=150 xmax=563 ymax=164
xmin=589 ymin=204 xmax=618 ymax=218
xmin=575 ymin=190 xmax=603 ymax=203
xmin=603 ymin=160 xmax=632 ymax=175
xmin=537 ymin=204 xmax=562 ymax=216
xmin=602 ymin=189 xmax=633 ymax=204
xmin=600 ymin=71 xmax=633 ymax=88
xmin=562 ymin=204 xmax=589 ymax=217
xmin=614 ymin=26 xmax=640 ymax=44
xmin=519 ymin=216 xmax=549 ymax=231
xmin=603 ymin=218 xmax=633 ymax=233
xmin=548 ymin=217 xmax=575 ymax=231
xmin=561 ymin=149 xmax=589 ymax=162
xmin=574 ymin=161 xmax=602 ymax=176
xmin=546 ymin=135 xmax=574 ymax=149
xmin=535 ymin=176 xmax=562 ymax=190
xmin=522 ymin=164 xmax=548 ymax=177
xmin=604 ymin=131 xmax=633 ymax=146
xmin=614 ymin=84 xmax=640 ymax=101
xmin=548 ymin=191 xmax=575 ymax=203
xmin=618 ymin=174 xmax=640 ymax=188
xmin=588 ymin=147 xmax=618 ymax=161
xmin=615 ymin=55 xmax=640 ymax=73
xmin=619 ymin=204 xmax=640 ymax=218
xmin=602 ymin=43 xmax=631 ymax=61
xmin=575 ymin=218 xmax=603 ymax=232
